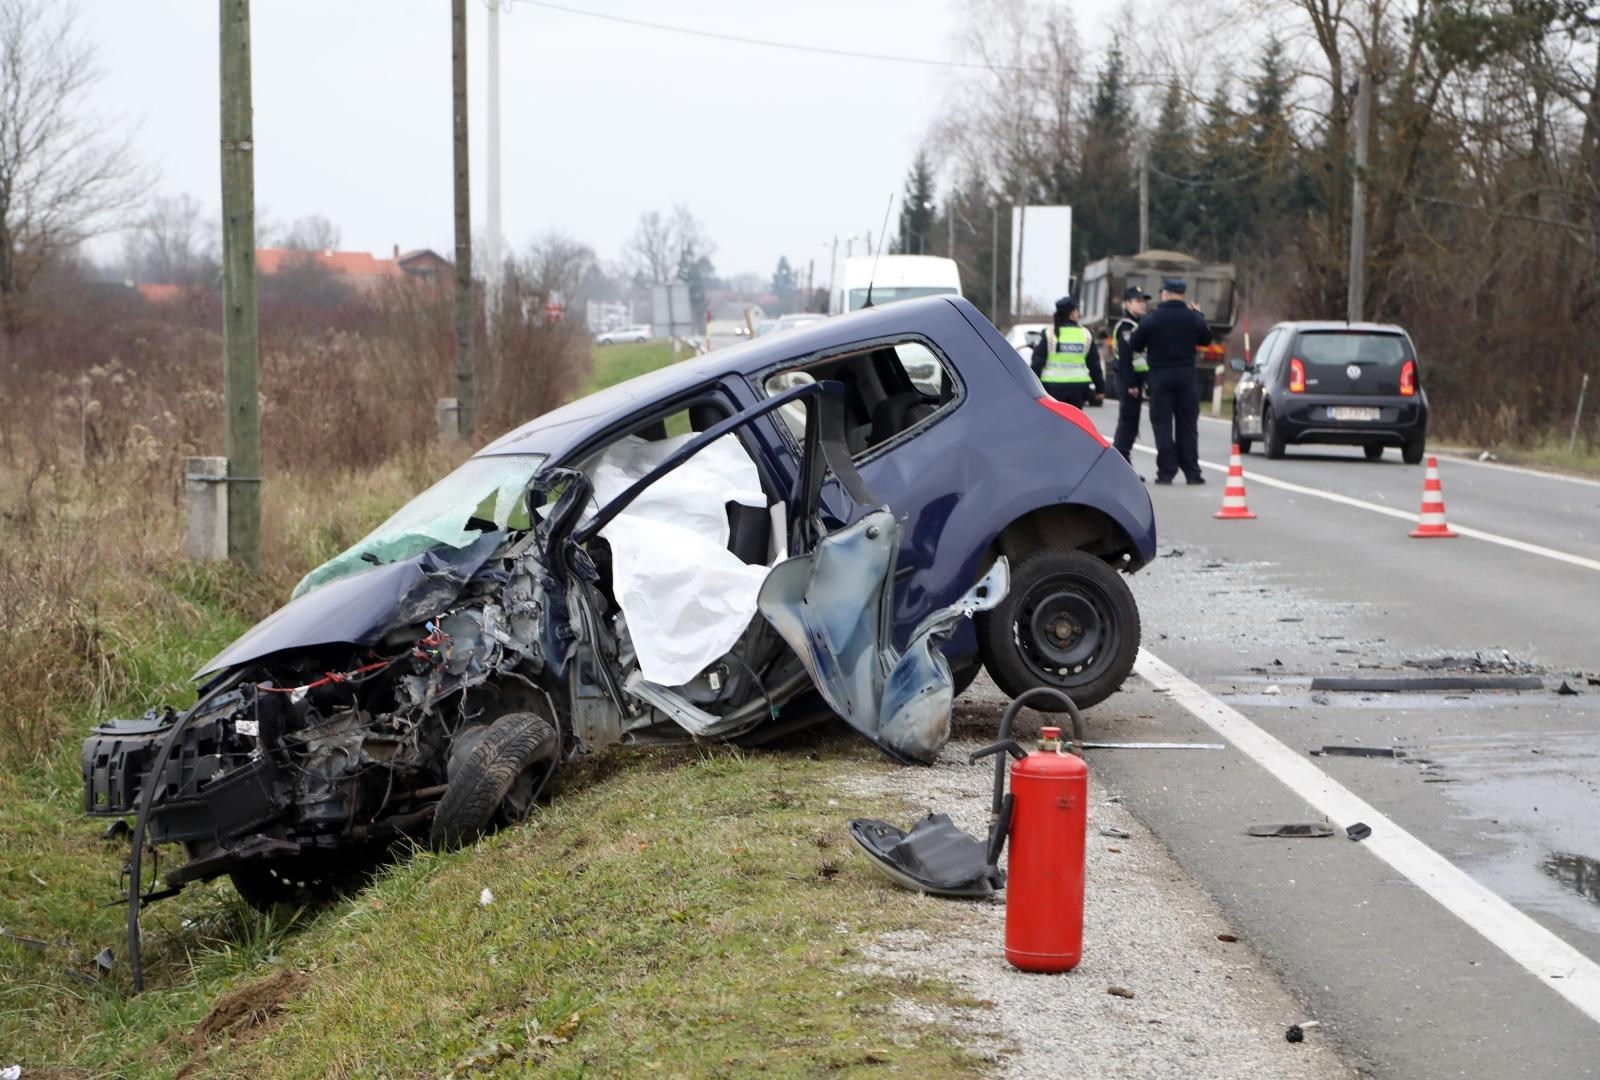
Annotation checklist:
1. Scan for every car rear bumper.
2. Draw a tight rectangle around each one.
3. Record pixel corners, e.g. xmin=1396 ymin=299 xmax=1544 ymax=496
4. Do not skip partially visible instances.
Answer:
xmin=1275 ymin=396 xmax=1427 ymax=445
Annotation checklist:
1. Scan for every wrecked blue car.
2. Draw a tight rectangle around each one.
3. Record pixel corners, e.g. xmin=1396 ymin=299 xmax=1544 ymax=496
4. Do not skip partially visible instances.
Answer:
xmin=83 ymin=297 xmax=1153 ymax=932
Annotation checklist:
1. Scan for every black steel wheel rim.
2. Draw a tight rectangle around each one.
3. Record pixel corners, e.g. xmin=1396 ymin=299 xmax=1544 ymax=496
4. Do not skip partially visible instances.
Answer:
xmin=1012 ymin=572 xmax=1118 ymax=684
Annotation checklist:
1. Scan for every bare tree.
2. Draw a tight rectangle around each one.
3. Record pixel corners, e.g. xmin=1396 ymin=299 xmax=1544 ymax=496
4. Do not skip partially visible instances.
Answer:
xmin=0 ymin=0 xmax=141 ymax=331
xmin=274 ymin=213 xmax=342 ymax=251
xmin=123 ymin=193 xmax=218 ymax=286
xmin=625 ymin=203 xmax=712 ymax=283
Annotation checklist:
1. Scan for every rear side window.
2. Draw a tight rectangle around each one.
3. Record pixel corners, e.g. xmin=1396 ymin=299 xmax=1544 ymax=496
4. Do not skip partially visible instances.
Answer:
xmin=1294 ymin=332 xmax=1411 ymax=394
xmin=761 ymin=339 xmax=960 ymax=458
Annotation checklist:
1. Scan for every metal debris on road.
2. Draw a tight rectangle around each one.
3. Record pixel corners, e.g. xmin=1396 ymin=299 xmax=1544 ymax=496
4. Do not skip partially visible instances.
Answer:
xmin=1217 ymin=933 xmax=1239 ymax=942
xmin=1310 ymin=674 xmax=1544 ymax=692
xmin=1345 ymin=823 xmax=1372 ymax=842
xmin=1246 ymin=823 xmax=1335 ymax=838
xmin=1556 ymin=680 xmax=1581 ymax=696
xmin=1311 ymin=746 xmax=1402 ymax=759
xmin=1099 ymin=826 xmax=1131 ymax=839
xmin=1081 ymin=741 xmax=1226 ymax=751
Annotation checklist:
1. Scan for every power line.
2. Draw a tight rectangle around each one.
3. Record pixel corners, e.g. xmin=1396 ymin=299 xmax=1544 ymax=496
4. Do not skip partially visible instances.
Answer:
xmin=509 ymin=0 xmax=1047 ymax=73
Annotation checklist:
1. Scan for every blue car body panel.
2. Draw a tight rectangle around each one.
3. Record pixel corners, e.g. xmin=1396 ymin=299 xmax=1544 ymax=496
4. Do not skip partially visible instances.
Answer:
xmin=479 ymin=296 xmax=1157 ymax=666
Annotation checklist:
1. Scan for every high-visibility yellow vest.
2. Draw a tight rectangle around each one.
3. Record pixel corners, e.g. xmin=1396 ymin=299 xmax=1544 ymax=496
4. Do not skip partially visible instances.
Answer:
xmin=1043 ymin=325 xmax=1093 ymax=384
xmin=1116 ymin=317 xmax=1149 ymax=373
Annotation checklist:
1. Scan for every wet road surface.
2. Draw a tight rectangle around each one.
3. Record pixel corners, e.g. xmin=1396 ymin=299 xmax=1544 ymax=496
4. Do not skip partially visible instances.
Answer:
xmin=1061 ymin=404 xmax=1600 ymax=1077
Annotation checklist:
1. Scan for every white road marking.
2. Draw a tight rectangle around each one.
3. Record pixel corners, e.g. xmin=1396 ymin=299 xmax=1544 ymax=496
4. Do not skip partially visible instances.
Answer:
xmin=1129 ymin=444 xmax=1600 ymax=573
xmin=1135 ymin=648 xmax=1600 ymax=1024
xmin=1196 ymin=411 xmax=1600 ymax=487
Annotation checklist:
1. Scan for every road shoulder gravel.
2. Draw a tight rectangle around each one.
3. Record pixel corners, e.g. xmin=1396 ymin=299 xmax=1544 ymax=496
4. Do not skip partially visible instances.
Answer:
xmin=832 ymin=675 xmax=1356 ymax=1079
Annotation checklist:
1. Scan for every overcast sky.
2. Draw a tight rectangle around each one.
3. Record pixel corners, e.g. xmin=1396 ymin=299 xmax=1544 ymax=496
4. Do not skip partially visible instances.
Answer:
xmin=83 ymin=0 xmax=1121 ymax=280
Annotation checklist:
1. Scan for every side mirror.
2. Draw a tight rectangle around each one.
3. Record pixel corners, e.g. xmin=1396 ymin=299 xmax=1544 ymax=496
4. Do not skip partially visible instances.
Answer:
xmin=1228 ymin=358 xmax=1247 ymax=373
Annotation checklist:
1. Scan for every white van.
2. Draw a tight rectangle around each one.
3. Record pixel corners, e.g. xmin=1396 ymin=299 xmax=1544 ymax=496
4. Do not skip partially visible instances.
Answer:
xmin=829 ymin=255 xmax=961 ymax=315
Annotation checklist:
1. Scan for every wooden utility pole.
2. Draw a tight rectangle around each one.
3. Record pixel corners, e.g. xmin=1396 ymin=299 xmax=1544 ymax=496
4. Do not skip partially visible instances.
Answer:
xmin=1348 ymin=71 xmax=1372 ymax=323
xmin=990 ymin=204 xmax=999 ymax=322
xmin=451 ymin=0 xmax=476 ymax=437
xmin=220 ymin=0 xmax=260 ymax=569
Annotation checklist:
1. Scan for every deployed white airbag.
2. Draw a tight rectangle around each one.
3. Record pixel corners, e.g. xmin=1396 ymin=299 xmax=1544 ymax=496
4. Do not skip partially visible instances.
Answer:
xmin=585 ymin=433 xmax=770 ymax=687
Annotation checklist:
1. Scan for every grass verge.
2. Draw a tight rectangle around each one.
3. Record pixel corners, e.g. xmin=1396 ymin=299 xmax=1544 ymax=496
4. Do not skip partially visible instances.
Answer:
xmin=586 ymin=341 xmax=687 ymax=395
xmin=2 ymin=738 xmax=987 ymax=1078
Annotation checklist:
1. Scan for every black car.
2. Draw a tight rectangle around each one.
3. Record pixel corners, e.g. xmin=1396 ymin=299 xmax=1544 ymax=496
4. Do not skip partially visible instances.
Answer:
xmin=1231 ymin=321 xmax=1428 ymax=463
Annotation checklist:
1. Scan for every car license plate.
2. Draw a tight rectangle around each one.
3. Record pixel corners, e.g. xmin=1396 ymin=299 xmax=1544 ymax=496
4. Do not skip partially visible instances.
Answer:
xmin=1328 ymin=406 xmax=1380 ymax=421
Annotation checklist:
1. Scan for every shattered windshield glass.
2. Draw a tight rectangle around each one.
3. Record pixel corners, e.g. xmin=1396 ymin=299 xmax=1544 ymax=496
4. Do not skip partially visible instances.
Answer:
xmin=292 ymin=453 xmax=545 ymax=598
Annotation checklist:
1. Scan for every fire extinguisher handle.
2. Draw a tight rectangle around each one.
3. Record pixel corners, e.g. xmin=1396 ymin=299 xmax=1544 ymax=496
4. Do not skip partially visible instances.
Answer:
xmin=968 ymin=739 xmax=1028 ymax=765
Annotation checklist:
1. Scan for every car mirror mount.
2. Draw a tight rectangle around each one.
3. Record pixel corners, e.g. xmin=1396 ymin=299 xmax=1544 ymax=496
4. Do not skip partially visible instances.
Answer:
xmin=1229 ymin=357 xmax=1248 ymax=373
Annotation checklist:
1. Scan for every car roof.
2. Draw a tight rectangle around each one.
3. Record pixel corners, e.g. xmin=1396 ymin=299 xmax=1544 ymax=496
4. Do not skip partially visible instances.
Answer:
xmin=479 ymin=295 xmax=984 ymax=461
xmin=1275 ymin=321 xmax=1410 ymax=335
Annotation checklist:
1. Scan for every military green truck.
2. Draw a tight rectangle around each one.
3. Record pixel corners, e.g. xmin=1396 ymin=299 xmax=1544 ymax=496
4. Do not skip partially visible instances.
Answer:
xmin=1079 ymin=250 xmax=1237 ymax=400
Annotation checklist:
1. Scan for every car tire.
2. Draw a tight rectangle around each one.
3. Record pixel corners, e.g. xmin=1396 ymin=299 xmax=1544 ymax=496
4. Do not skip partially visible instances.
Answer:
xmin=1263 ymin=406 xmax=1287 ymax=459
xmin=976 ymin=549 xmax=1140 ymax=712
xmin=1402 ymin=434 xmax=1426 ymax=465
xmin=1231 ymin=413 xmax=1253 ymax=455
xmin=1364 ymin=444 xmax=1384 ymax=461
xmin=430 ymin=709 xmax=559 ymax=851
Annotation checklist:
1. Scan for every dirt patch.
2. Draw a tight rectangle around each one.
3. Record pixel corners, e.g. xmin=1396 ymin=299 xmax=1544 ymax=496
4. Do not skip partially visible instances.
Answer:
xmin=177 ymin=968 xmax=310 ymax=1075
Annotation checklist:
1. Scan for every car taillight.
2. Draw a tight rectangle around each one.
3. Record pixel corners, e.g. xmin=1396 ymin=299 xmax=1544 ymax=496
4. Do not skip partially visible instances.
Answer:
xmin=1037 ymin=396 xmax=1110 ymax=448
xmin=1400 ymin=359 xmax=1416 ymax=396
xmin=1288 ymin=358 xmax=1306 ymax=393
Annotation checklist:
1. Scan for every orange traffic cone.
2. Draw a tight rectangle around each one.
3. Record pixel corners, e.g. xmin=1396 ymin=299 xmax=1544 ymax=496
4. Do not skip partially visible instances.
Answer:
xmin=1214 ymin=444 xmax=1257 ymax=519
xmin=1409 ymin=456 xmax=1458 ymax=538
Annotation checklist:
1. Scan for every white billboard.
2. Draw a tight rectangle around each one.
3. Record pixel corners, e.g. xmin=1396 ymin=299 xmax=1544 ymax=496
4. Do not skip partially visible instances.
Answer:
xmin=1011 ymin=206 xmax=1073 ymax=318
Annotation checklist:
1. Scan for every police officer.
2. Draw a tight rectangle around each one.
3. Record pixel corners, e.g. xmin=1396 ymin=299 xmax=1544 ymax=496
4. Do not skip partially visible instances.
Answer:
xmin=1111 ymin=285 xmax=1151 ymax=464
xmin=1032 ymin=295 xmax=1104 ymax=409
xmin=1128 ymin=277 xmax=1211 ymax=484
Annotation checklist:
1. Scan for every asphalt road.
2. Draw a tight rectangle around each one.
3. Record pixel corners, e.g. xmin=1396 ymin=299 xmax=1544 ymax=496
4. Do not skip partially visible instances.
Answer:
xmin=1066 ymin=403 xmax=1600 ymax=1078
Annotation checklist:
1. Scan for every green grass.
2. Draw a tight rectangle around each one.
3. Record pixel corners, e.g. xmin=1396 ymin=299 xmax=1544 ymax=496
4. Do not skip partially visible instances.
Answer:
xmin=1436 ymin=435 xmax=1600 ymax=479
xmin=586 ymin=341 xmax=688 ymax=395
xmin=3 ymin=733 xmax=987 ymax=1077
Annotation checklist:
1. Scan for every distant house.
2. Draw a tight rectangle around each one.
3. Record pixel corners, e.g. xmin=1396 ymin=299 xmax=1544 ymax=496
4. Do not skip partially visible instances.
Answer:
xmin=254 ymin=246 xmax=451 ymax=294
xmin=135 ymin=283 xmax=191 ymax=304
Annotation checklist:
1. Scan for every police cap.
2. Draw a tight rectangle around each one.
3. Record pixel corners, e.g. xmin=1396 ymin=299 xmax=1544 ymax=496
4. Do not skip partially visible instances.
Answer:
xmin=1055 ymin=295 xmax=1078 ymax=313
xmin=1161 ymin=277 xmax=1187 ymax=294
xmin=1123 ymin=285 xmax=1152 ymax=301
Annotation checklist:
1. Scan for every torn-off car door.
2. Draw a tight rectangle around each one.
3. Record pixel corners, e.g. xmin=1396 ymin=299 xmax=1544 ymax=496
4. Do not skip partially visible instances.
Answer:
xmin=758 ymin=521 xmax=1006 ymax=764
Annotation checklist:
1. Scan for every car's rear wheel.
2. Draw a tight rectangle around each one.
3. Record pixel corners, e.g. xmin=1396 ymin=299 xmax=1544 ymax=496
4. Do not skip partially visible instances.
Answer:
xmin=1263 ymin=406 xmax=1287 ymax=459
xmin=977 ymin=549 xmax=1140 ymax=711
xmin=1231 ymin=413 xmax=1253 ymax=455
xmin=1364 ymin=444 xmax=1384 ymax=461
xmin=1402 ymin=434 xmax=1426 ymax=465
xmin=430 ymin=709 xmax=559 ymax=850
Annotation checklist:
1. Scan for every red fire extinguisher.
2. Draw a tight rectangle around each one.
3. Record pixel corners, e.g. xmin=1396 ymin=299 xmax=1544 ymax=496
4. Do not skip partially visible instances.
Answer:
xmin=970 ymin=688 xmax=1088 ymax=973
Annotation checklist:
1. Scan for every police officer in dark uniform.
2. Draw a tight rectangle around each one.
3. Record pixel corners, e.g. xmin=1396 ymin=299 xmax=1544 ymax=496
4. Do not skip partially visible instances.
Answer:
xmin=1030 ymin=295 xmax=1105 ymax=409
xmin=1111 ymin=285 xmax=1151 ymax=465
xmin=1129 ymin=277 xmax=1211 ymax=484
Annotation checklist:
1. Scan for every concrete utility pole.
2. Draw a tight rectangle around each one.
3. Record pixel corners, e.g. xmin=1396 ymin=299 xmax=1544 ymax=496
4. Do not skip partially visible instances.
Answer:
xmin=990 ymin=205 xmax=999 ymax=322
xmin=1138 ymin=155 xmax=1149 ymax=253
xmin=1348 ymin=71 xmax=1372 ymax=323
xmin=451 ymin=0 xmax=476 ymax=437
xmin=485 ymin=0 xmax=503 ymax=301
xmin=219 ymin=0 xmax=260 ymax=569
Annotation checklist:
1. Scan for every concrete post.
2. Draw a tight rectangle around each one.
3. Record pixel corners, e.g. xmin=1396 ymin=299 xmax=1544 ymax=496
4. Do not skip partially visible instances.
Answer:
xmin=185 ymin=456 xmax=230 ymax=561
xmin=436 ymin=398 xmax=461 ymax=443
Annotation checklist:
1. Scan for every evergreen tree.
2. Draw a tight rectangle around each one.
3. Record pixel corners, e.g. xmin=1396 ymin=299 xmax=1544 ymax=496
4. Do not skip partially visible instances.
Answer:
xmin=898 ymin=151 xmax=937 ymax=255
xmin=1072 ymin=45 xmax=1139 ymax=264
xmin=677 ymin=247 xmax=716 ymax=318
xmin=1188 ymin=85 xmax=1251 ymax=259
xmin=771 ymin=256 xmax=796 ymax=312
xmin=1245 ymin=37 xmax=1308 ymax=248
xmin=1146 ymin=81 xmax=1195 ymax=250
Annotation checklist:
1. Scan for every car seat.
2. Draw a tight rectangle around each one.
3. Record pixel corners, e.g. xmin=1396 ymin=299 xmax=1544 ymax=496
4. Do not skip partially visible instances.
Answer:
xmin=868 ymin=392 xmax=937 ymax=447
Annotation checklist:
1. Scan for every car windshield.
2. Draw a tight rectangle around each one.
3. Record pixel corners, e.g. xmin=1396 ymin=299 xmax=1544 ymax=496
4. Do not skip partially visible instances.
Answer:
xmin=847 ymin=286 xmax=957 ymax=310
xmin=293 ymin=453 xmax=546 ymax=598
